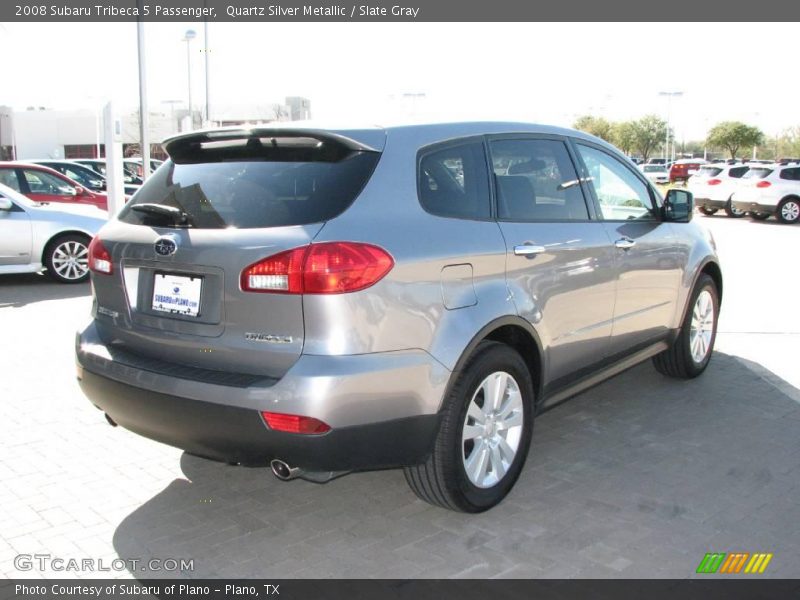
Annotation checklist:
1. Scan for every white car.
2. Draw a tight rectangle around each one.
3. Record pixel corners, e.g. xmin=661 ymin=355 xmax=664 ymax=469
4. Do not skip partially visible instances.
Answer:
xmin=0 ymin=182 xmax=106 ymax=283
xmin=731 ymin=164 xmax=800 ymax=224
xmin=688 ymin=163 xmax=750 ymax=218
xmin=640 ymin=164 xmax=670 ymax=185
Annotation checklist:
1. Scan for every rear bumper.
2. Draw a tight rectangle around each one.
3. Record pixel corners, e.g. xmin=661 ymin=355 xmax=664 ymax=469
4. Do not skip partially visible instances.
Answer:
xmin=76 ymin=321 xmax=447 ymax=470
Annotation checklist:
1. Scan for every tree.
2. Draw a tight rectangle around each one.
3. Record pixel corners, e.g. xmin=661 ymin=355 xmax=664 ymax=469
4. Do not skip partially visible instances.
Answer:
xmin=630 ymin=114 xmax=668 ymax=162
xmin=612 ymin=121 xmax=636 ymax=155
xmin=573 ymin=115 xmax=614 ymax=143
xmin=706 ymin=121 xmax=764 ymax=159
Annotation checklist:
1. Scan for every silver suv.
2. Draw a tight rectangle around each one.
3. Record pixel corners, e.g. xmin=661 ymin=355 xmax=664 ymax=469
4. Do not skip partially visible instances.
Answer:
xmin=76 ymin=123 xmax=722 ymax=512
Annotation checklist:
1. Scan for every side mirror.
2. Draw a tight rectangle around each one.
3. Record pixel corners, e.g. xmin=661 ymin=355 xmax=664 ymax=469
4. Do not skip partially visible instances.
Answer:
xmin=0 ymin=197 xmax=12 ymax=211
xmin=663 ymin=188 xmax=693 ymax=222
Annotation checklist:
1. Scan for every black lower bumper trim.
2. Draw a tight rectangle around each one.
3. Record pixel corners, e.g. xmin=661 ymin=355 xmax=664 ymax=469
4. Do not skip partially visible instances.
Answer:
xmin=732 ymin=201 xmax=774 ymax=214
xmin=78 ymin=367 xmax=440 ymax=471
xmin=696 ymin=198 xmax=727 ymax=210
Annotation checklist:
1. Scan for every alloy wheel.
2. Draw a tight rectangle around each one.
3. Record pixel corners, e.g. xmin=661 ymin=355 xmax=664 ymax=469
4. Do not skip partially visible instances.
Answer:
xmin=51 ymin=240 xmax=89 ymax=281
xmin=780 ymin=200 xmax=800 ymax=222
xmin=690 ymin=290 xmax=715 ymax=363
xmin=461 ymin=371 xmax=524 ymax=488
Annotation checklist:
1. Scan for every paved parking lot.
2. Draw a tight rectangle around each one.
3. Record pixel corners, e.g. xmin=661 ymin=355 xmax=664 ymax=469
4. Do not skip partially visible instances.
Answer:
xmin=1 ymin=215 xmax=798 ymax=579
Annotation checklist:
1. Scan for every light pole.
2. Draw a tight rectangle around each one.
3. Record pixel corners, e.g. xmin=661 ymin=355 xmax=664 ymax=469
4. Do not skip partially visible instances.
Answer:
xmin=183 ymin=29 xmax=197 ymax=130
xmin=203 ymin=19 xmax=210 ymax=127
xmin=659 ymin=91 xmax=683 ymax=161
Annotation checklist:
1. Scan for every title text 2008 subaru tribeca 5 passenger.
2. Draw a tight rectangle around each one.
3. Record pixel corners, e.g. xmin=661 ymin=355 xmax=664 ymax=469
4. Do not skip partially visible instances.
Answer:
xmin=76 ymin=123 xmax=722 ymax=512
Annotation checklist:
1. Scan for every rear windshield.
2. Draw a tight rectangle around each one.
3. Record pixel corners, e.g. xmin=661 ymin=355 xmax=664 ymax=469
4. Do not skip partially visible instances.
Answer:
xmin=118 ymin=151 xmax=379 ymax=229
xmin=742 ymin=168 xmax=772 ymax=179
xmin=696 ymin=167 xmax=722 ymax=177
xmin=643 ymin=165 xmax=667 ymax=173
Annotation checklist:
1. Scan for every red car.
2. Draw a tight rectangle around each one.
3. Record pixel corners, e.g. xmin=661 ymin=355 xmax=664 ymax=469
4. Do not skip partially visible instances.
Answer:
xmin=0 ymin=162 xmax=108 ymax=210
xmin=669 ymin=159 xmax=705 ymax=184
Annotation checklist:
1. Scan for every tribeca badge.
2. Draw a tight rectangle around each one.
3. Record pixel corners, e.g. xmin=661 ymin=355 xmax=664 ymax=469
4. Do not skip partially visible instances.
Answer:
xmin=696 ymin=552 xmax=773 ymax=574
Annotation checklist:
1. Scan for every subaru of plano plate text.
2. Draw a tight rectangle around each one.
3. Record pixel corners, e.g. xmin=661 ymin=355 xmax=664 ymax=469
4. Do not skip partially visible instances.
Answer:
xmin=76 ymin=122 xmax=722 ymax=512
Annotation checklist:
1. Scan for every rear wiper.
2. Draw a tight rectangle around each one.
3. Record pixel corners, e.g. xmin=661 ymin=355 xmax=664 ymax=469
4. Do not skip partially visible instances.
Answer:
xmin=131 ymin=203 xmax=193 ymax=227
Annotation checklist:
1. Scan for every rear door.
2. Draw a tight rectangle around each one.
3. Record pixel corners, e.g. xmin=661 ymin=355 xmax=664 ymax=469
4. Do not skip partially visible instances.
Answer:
xmin=489 ymin=136 xmax=617 ymax=388
xmin=573 ymin=142 xmax=684 ymax=354
xmin=92 ymin=130 xmax=381 ymax=379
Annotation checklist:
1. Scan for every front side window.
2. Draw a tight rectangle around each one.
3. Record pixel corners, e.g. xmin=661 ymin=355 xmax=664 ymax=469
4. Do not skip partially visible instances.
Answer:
xmin=418 ymin=141 xmax=490 ymax=220
xmin=22 ymin=169 xmax=74 ymax=195
xmin=490 ymin=138 xmax=589 ymax=221
xmin=0 ymin=168 xmax=21 ymax=191
xmin=576 ymin=145 xmax=656 ymax=221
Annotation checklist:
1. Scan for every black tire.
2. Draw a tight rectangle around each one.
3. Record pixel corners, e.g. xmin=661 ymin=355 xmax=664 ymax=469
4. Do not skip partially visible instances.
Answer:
xmin=44 ymin=234 xmax=91 ymax=284
xmin=698 ymin=206 xmax=718 ymax=216
xmin=776 ymin=197 xmax=800 ymax=224
xmin=653 ymin=274 xmax=719 ymax=379
xmin=749 ymin=212 xmax=771 ymax=221
xmin=724 ymin=198 xmax=746 ymax=218
xmin=404 ymin=341 xmax=534 ymax=512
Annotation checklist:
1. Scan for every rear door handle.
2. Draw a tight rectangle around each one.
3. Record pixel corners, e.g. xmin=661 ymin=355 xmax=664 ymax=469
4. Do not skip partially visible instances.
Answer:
xmin=614 ymin=238 xmax=636 ymax=250
xmin=514 ymin=244 xmax=546 ymax=257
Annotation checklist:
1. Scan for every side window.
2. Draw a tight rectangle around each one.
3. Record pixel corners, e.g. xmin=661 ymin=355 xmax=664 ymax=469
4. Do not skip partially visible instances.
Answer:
xmin=780 ymin=168 xmax=800 ymax=181
xmin=489 ymin=138 xmax=589 ymax=221
xmin=22 ymin=170 xmax=74 ymax=195
xmin=418 ymin=141 xmax=490 ymax=220
xmin=729 ymin=166 xmax=748 ymax=178
xmin=576 ymin=144 xmax=656 ymax=221
xmin=0 ymin=168 xmax=21 ymax=191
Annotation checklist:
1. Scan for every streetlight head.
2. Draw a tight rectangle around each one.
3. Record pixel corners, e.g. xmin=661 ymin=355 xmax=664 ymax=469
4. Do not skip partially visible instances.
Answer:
xmin=183 ymin=29 xmax=197 ymax=41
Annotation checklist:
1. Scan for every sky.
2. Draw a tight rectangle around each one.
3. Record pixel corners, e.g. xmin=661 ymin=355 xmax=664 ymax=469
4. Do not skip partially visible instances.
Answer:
xmin=0 ymin=22 xmax=795 ymax=141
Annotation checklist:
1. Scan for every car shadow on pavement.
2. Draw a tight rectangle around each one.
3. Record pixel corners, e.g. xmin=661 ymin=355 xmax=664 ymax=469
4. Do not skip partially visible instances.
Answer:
xmin=112 ymin=352 xmax=800 ymax=579
xmin=0 ymin=273 xmax=90 ymax=307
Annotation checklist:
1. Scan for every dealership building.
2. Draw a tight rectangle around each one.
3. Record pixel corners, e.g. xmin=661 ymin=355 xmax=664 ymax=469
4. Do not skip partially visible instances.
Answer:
xmin=0 ymin=96 xmax=311 ymax=162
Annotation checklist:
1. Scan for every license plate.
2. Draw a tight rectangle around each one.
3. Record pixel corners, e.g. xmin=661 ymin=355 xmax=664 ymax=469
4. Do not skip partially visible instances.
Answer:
xmin=152 ymin=273 xmax=202 ymax=317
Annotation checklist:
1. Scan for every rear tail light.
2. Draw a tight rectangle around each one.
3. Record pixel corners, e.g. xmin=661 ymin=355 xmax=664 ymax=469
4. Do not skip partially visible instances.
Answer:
xmin=707 ymin=178 xmax=722 ymax=186
xmin=88 ymin=236 xmax=112 ymax=275
xmin=261 ymin=411 xmax=331 ymax=435
xmin=756 ymin=181 xmax=772 ymax=188
xmin=241 ymin=242 xmax=394 ymax=294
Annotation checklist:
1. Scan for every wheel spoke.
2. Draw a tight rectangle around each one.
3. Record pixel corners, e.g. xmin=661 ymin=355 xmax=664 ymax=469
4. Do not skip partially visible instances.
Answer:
xmin=489 ymin=445 xmax=506 ymax=480
xmin=486 ymin=372 xmax=507 ymax=412
xmin=498 ymin=409 xmax=523 ymax=431
xmin=462 ymin=423 xmax=483 ymax=441
xmin=497 ymin=436 xmax=517 ymax=463
xmin=465 ymin=443 xmax=490 ymax=483
xmin=466 ymin=401 xmax=486 ymax=425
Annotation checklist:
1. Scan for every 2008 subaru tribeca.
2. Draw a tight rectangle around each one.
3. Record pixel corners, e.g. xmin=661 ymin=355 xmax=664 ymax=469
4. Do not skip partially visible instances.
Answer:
xmin=76 ymin=123 xmax=722 ymax=512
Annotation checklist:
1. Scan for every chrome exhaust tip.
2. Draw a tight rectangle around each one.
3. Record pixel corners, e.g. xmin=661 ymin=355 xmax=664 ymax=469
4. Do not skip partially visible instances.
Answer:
xmin=270 ymin=459 xmax=301 ymax=481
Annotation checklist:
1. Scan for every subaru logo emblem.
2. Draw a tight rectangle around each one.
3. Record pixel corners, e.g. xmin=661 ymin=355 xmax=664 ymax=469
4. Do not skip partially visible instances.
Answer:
xmin=154 ymin=236 xmax=178 ymax=256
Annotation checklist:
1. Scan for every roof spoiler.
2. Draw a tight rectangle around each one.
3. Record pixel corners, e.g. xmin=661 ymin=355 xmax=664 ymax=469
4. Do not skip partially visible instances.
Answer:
xmin=163 ymin=128 xmax=380 ymax=163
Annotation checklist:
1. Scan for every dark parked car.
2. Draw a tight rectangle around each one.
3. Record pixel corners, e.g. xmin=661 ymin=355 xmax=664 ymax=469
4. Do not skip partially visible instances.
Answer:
xmin=76 ymin=123 xmax=722 ymax=512
xmin=31 ymin=160 xmax=107 ymax=193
